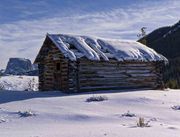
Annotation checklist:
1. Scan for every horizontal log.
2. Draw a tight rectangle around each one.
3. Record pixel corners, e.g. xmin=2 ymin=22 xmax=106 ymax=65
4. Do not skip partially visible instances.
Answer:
xmin=44 ymin=71 xmax=54 ymax=74
xmin=45 ymin=63 xmax=54 ymax=65
xmin=79 ymin=69 xmax=155 ymax=74
xmin=68 ymin=82 xmax=77 ymax=87
xmin=79 ymin=64 xmax=155 ymax=69
xmin=79 ymin=80 xmax=157 ymax=87
xmin=44 ymin=81 xmax=54 ymax=84
xmin=79 ymin=77 xmax=157 ymax=82
xmin=44 ymin=76 xmax=53 ymax=78
xmin=79 ymin=85 xmax=156 ymax=91
xmin=79 ymin=58 xmax=157 ymax=63
xmin=79 ymin=60 xmax=156 ymax=66
xmin=44 ymin=78 xmax=53 ymax=81
xmin=79 ymin=75 xmax=129 ymax=79
xmin=43 ymin=85 xmax=54 ymax=88
xmin=79 ymin=80 xmax=156 ymax=85
xmin=69 ymin=78 xmax=77 ymax=82
xmin=79 ymin=61 xmax=155 ymax=66
xmin=79 ymin=72 xmax=158 ymax=78
xmin=79 ymin=65 xmax=155 ymax=70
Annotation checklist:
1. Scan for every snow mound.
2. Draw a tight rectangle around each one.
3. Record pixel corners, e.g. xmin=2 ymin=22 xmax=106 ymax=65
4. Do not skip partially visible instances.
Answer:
xmin=0 ymin=89 xmax=180 ymax=137
xmin=48 ymin=34 xmax=167 ymax=62
xmin=0 ymin=76 xmax=38 ymax=91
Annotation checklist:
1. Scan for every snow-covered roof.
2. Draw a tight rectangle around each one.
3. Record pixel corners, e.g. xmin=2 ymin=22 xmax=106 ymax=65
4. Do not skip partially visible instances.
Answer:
xmin=47 ymin=34 xmax=167 ymax=62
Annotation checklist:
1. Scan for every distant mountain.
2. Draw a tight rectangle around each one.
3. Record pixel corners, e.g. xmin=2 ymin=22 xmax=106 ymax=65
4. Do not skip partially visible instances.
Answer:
xmin=138 ymin=20 xmax=180 ymax=88
xmin=139 ymin=20 xmax=180 ymax=59
xmin=4 ymin=58 xmax=38 ymax=76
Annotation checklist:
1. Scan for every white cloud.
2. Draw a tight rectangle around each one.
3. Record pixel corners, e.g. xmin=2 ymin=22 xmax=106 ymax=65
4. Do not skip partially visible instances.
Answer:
xmin=0 ymin=0 xmax=179 ymax=68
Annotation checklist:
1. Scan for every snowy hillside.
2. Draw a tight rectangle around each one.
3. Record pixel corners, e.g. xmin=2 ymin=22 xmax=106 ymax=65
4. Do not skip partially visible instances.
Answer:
xmin=0 ymin=89 xmax=180 ymax=137
xmin=163 ymin=21 xmax=180 ymax=38
xmin=0 ymin=76 xmax=38 ymax=91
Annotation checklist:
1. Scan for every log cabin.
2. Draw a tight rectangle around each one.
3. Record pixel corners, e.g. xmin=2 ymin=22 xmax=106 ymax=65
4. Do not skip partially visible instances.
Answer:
xmin=34 ymin=33 xmax=168 ymax=93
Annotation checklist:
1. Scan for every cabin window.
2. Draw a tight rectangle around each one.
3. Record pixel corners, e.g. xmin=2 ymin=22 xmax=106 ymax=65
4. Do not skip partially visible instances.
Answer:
xmin=56 ymin=63 xmax=61 ymax=71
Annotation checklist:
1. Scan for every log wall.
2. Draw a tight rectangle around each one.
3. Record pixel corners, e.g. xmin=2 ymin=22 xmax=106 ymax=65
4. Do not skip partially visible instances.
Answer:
xmin=68 ymin=61 xmax=79 ymax=92
xmin=38 ymin=40 xmax=69 ymax=91
xmin=37 ymin=37 xmax=165 ymax=92
xmin=68 ymin=58 xmax=165 ymax=92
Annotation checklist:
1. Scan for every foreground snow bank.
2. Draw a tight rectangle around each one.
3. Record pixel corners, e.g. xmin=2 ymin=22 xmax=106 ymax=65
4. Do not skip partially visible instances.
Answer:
xmin=0 ymin=89 xmax=180 ymax=137
xmin=0 ymin=76 xmax=38 ymax=91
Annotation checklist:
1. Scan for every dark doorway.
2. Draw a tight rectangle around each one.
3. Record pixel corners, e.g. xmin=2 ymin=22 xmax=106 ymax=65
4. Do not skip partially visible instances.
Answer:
xmin=54 ymin=62 xmax=61 ymax=90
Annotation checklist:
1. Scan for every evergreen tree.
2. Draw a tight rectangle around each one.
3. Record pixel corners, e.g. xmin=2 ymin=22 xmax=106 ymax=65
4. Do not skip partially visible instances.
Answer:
xmin=137 ymin=27 xmax=147 ymax=45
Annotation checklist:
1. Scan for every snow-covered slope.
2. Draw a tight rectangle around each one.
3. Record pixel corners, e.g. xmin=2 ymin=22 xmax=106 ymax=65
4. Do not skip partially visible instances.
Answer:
xmin=0 ymin=89 xmax=180 ymax=137
xmin=0 ymin=76 xmax=38 ymax=91
xmin=48 ymin=34 xmax=167 ymax=62
xmin=163 ymin=21 xmax=180 ymax=38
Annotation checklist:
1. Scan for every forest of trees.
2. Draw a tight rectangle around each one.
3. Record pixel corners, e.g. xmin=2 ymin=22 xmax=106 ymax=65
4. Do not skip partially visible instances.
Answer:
xmin=138 ymin=21 xmax=180 ymax=89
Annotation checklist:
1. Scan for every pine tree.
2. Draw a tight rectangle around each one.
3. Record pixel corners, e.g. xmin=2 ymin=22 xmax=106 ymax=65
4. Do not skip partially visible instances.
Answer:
xmin=137 ymin=27 xmax=147 ymax=45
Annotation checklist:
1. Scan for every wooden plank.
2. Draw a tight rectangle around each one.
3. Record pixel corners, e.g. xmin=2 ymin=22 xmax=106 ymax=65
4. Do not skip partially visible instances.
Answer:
xmin=85 ymin=70 xmax=155 ymax=76
xmin=79 ymin=60 xmax=156 ymax=66
xmin=79 ymin=73 xmax=157 ymax=78
xmin=79 ymin=85 xmax=156 ymax=91
xmin=79 ymin=64 xmax=155 ymax=69
xmin=79 ymin=77 xmax=157 ymax=82
xmin=83 ymin=66 xmax=155 ymax=70
xmin=79 ymin=69 xmax=155 ymax=73
xmin=79 ymin=80 xmax=156 ymax=86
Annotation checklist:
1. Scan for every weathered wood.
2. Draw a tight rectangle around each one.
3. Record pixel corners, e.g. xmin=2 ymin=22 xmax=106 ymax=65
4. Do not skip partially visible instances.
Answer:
xmin=36 ymin=36 xmax=165 ymax=92
xmin=79 ymin=85 xmax=156 ymax=91
xmin=88 ymin=68 xmax=154 ymax=74
xmin=79 ymin=79 xmax=157 ymax=86
xmin=79 ymin=77 xmax=157 ymax=82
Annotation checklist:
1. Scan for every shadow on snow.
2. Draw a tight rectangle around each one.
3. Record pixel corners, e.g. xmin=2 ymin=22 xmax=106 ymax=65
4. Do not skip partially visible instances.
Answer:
xmin=0 ymin=88 xmax=150 ymax=104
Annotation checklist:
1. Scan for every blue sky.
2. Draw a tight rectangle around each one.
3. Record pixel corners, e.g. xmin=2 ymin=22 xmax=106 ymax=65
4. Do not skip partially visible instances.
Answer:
xmin=0 ymin=0 xmax=179 ymax=68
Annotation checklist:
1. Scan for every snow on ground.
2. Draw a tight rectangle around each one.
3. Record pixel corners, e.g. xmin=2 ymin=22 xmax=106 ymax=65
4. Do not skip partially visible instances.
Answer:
xmin=0 ymin=88 xmax=180 ymax=137
xmin=0 ymin=76 xmax=38 ymax=91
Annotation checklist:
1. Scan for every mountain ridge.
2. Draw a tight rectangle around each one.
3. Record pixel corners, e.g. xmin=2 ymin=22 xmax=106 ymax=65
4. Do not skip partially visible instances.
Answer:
xmin=142 ymin=20 xmax=180 ymax=59
xmin=138 ymin=20 xmax=180 ymax=88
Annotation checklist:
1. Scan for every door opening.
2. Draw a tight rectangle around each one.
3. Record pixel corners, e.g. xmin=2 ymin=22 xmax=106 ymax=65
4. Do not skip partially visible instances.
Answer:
xmin=54 ymin=62 xmax=61 ymax=90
